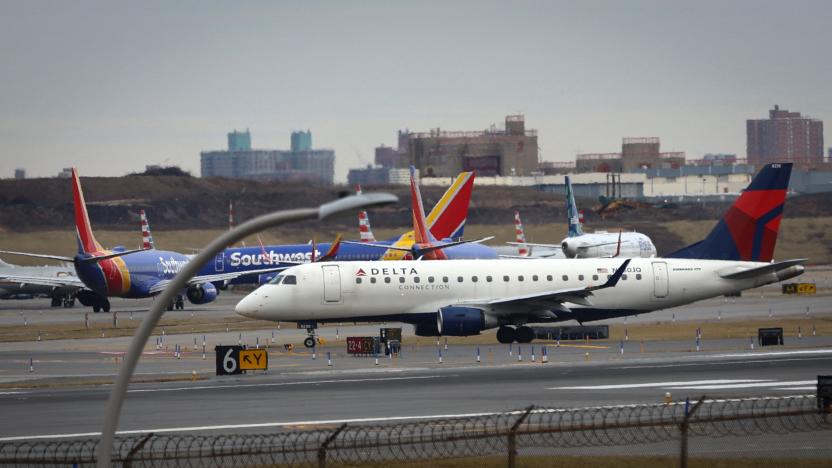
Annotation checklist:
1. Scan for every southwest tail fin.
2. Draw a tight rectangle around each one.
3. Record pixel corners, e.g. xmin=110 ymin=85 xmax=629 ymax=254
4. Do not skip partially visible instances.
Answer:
xmin=565 ymin=175 xmax=583 ymax=237
xmin=355 ymin=185 xmax=377 ymax=242
xmin=72 ymin=168 xmax=103 ymax=255
xmin=513 ymin=210 xmax=529 ymax=257
xmin=668 ymin=163 xmax=792 ymax=262
xmin=139 ymin=209 xmax=156 ymax=250
xmin=410 ymin=166 xmax=436 ymax=246
xmin=425 ymin=170 xmax=475 ymax=240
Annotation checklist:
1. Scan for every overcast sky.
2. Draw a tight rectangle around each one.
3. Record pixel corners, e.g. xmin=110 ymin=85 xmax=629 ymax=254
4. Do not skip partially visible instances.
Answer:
xmin=1 ymin=0 xmax=829 ymax=181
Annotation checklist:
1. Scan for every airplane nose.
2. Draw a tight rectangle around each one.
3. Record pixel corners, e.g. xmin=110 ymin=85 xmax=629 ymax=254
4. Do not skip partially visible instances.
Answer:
xmin=235 ymin=292 xmax=262 ymax=319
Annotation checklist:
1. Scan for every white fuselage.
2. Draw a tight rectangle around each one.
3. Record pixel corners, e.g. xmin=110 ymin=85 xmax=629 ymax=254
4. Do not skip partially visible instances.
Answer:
xmin=236 ymin=258 xmax=794 ymax=323
xmin=561 ymin=232 xmax=657 ymax=259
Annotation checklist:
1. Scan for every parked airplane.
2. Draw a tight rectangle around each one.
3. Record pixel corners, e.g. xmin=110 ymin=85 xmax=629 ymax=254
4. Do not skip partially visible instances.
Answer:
xmin=201 ymin=170 xmax=497 ymax=285
xmin=504 ymin=176 xmax=657 ymax=258
xmin=236 ymin=163 xmax=802 ymax=344
xmin=341 ymin=167 xmax=493 ymax=260
xmin=0 ymin=169 xmax=281 ymax=312
xmin=0 ymin=258 xmax=83 ymax=306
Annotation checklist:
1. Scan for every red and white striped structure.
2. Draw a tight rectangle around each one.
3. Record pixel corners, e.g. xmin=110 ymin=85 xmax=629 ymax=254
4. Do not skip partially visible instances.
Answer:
xmin=228 ymin=200 xmax=235 ymax=231
xmin=139 ymin=209 xmax=155 ymax=250
xmin=578 ymin=209 xmax=585 ymax=225
xmin=355 ymin=185 xmax=377 ymax=243
xmin=513 ymin=210 xmax=529 ymax=257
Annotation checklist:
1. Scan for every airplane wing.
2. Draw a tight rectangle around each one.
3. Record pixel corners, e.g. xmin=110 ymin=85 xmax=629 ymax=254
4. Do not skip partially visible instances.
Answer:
xmin=147 ymin=266 xmax=298 ymax=295
xmin=0 ymin=273 xmax=86 ymax=289
xmin=0 ymin=250 xmax=75 ymax=262
xmin=340 ymin=240 xmax=412 ymax=252
xmin=460 ymin=259 xmax=630 ymax=309
xmin=506 ymin=242 xmax=563 ymax=249
xmin=415 ymin=236 xmax=495 ymax=254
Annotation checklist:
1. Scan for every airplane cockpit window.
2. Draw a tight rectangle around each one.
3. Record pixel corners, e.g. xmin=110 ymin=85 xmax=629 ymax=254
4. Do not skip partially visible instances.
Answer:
xmin=269 ymin=274 xmax=284 ymax=285
xmin=282 ymin=275 xmax=297 ymax=285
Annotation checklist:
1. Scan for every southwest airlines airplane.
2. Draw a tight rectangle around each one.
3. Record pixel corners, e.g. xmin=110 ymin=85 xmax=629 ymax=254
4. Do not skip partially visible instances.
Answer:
xmin=200 ymin=170 xmax=497 ymax=285
xmin=503 ymin=175 xmax=657 ymax=258
xmin=0 ymin=169 xmax=281 ymax=312
xmin=237 ymin=163 xmax=804 ymax=344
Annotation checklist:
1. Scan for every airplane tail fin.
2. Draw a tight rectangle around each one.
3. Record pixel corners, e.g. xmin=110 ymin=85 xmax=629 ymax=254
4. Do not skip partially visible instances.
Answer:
xmin=565 ymin=175 xmax=583 ymax=237
xmin=668 ymin=163 xmax=792 ymax=262
xmin=514 ymin=210 xmax=529 ymax=257
xmin=410 ymin=166 xmax=436 ymax=245
xmin=72 ymin=168 xmax=102 ymax=255
xmin=425 ymin=170 xmax=475 ymax=240
xmin=139 ymin=209 xmax=156 ymax=250
xmin=355 ymin=185 xmax=377 ymax=242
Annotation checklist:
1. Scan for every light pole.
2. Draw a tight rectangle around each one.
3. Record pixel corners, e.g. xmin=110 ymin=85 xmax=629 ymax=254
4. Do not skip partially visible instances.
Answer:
xmin=96 ymin=192 xmax=398 ymax=467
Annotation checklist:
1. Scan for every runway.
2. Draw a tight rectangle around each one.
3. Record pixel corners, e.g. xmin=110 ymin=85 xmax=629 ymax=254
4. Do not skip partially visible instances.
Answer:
xmin=0 ymin=347 xmax=829 ymax=441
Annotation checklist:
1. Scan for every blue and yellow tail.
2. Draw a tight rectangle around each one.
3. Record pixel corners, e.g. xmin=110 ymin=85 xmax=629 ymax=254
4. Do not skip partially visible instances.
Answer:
xmin=668 ymin=163 xmax=792 ymax=262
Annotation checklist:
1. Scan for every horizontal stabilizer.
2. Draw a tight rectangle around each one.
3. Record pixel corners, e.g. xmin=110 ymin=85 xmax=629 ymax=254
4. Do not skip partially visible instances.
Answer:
xmin=718 ymin=259 xmax=808 ymax=280
xmin=0 ymin=250 xmax=75 ymax=262
xmin=79 ymin=248 xmax=148 ymax=263
xmin=506 ymin=242 xmax=562 ymax=249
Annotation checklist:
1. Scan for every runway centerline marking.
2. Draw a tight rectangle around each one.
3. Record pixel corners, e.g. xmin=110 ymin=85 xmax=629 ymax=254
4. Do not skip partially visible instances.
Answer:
xmin=547 ymin=379 xmax=767 ymax=390
xmin=615 ymin=356 xmax=832 ymax=370
xmin=127 ymin=375 xmax=443 ymax=393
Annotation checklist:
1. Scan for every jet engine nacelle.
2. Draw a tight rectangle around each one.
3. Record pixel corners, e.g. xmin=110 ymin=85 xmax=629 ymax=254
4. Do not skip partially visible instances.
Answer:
xmin=562 ymin=240 xmax=594 ymax=258
xmin=186 ymin=282 xmax=218 ymax=304
xmin=436 ymin=306 xmax=497 ymax=336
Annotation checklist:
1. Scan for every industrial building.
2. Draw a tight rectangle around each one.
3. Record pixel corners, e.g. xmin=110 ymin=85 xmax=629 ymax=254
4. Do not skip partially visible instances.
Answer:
xmin=574 ymin=138 xmax=685 ymax=173
xmin=400 ymin=115 xmax=539 ymax=177
xmin=747 ymin=105 xmax=824 ymax=168
xmin=201 ymin=130 xmax=334 ymax=185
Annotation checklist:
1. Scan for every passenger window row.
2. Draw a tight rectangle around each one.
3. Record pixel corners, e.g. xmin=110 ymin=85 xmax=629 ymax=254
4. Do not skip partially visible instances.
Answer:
xmin=355 ymin=272 xmax=643 ymax=285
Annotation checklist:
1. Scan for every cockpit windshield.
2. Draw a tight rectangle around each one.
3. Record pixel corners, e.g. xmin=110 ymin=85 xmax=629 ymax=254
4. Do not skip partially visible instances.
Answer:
xmin=268 ymin=274 xmax=297 ymax=285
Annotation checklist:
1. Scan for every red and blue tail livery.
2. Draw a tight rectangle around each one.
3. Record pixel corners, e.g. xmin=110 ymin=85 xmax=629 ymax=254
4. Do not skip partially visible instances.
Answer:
xmin=669 ymin=163 xmax=792 ymax=262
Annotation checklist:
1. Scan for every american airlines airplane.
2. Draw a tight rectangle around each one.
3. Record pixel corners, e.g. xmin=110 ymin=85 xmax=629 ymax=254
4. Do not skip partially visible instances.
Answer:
xmin=237 ymin=163 xmax=801 ymax=344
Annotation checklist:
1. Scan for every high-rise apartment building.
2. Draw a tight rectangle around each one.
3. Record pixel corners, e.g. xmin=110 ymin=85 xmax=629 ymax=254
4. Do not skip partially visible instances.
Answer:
xmin=747 ymin=105 xmax=824 ymax=167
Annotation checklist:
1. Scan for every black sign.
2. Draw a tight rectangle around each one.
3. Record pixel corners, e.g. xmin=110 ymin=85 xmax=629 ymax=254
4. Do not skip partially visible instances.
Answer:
xmin=215 ymin=345 xmax=244 ymax=375
xmin=379 ymin=327 xmax=402 ymax=344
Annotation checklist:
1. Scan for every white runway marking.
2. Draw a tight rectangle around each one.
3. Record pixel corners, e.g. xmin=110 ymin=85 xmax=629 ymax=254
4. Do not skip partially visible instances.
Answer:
xmin=712 ymin=349 xmax=832 ymax=358
xmin=666 ymin=380 xmax=816 ymax=390
xmin=615 ymin=356 xmax=832 ymax=370
xmin=547 ymin=379 xmax=766 ymax=390
xmin=775 ymin=386 xmax=816 ymax=391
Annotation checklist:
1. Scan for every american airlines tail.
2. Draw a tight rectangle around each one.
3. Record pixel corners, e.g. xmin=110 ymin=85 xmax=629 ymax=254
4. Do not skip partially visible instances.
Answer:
xmin=354 ymin=185 xmax=377 ymax=242
xmin=139 ymin=209 xmax=156 ymax=250
xmin=513 ymin=210 xmax=529 ymax=257
xmin=72 ymin=168 xmax=104 ymax=255
xmin=669 ymin=162 xmax=792 ymax=262
xmin=565 ymin=175 xmax=583 ymax=237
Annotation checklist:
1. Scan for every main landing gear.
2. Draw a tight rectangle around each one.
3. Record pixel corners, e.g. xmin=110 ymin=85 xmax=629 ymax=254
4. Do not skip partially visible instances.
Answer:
xmin=496 ymin=325 xmax=535 ymax=344
xmin=50 ymin=295 xmax=76 ymax=308
xmin=166 ymin=295 xmax=185 ymax=311
xmin=92 ymin=298 xmax=111 ymax=313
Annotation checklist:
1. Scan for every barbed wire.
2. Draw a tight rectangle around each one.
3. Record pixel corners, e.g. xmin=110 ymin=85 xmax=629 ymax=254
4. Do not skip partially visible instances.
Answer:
xmin=1 ymin=394 xmax=828 ymax=467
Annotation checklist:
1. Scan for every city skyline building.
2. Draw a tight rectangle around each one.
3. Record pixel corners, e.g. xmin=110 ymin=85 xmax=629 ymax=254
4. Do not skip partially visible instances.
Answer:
xmin=747 ymin=105 xmax=824 ymax=167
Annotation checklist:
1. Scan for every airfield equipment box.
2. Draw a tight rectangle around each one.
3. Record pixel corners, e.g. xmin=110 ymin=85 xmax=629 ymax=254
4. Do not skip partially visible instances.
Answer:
xmin=818 ymin=375 xmax=832 ymax=411
xmin=346 ymin=336 xmax=380 ymax=356
xmin=379 ymin=327 xmax=402 ymax=343
xmin=782 ymin=283 xmax=817 ymax=295
xmin=758 ymin=328 xmax=784 ymax=346
xmin=385 ymin=339 xmax=401 ymax=356
xmin=532 ymin=325 xmax=609 ymax=340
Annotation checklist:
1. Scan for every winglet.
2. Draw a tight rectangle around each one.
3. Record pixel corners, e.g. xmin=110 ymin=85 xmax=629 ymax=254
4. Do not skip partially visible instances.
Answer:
xmin=589 ymin=259 xmax=631 ymax=292
xmin=72 ymin=168 xmax=102 ymax=255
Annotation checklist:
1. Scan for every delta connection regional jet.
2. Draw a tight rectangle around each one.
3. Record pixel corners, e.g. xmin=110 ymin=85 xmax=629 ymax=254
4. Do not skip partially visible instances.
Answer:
xmin=236 ymin=163 xmax=805 ymax=344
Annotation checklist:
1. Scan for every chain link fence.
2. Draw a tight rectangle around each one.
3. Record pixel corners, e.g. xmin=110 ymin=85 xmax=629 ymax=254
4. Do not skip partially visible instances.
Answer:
xmin=1 ymin=394 xmax=829 ymax=467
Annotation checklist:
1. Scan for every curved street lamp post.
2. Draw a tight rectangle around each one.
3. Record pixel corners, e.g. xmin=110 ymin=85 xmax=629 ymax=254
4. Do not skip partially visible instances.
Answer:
xmin=96 ymin=193 xmax=398 ymax=467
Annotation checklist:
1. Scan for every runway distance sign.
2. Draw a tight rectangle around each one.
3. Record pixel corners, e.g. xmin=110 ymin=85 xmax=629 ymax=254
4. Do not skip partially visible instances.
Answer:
xmin=240 ymin=349 xmax=268 ymax=370
xmin=215 ymin=345 xmax=244 ymax=375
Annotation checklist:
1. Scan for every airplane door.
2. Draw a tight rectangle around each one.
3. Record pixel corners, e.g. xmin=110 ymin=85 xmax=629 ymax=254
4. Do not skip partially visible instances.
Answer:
xmin=214 ymin=253 xmax=224 ymax=272
xmin=322 ymin=265 xmax=342 ymax=303
xmin=652 ymin=261 xmax=668 ymax=298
